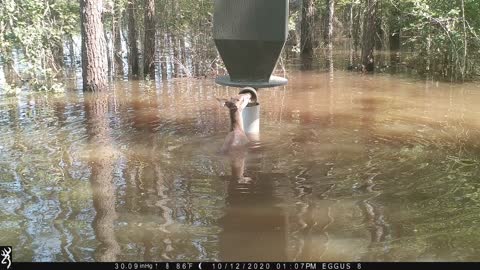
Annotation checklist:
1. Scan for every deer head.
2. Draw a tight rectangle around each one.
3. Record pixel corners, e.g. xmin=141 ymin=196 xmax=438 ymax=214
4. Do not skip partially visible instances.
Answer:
xmin=217 ymin=93 xmax=251 ymax=112
xmin=217 ymin=93 xmax=251 ymax=132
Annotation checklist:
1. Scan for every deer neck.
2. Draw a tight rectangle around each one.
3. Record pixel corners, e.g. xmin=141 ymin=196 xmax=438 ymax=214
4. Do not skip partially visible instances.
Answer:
xmin=229 ymin=108 xmax=244 ymax=132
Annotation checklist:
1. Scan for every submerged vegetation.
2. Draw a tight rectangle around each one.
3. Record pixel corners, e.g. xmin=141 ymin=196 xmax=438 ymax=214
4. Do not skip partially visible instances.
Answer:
xmin=0 ymin=0 xmax=480 ymax=93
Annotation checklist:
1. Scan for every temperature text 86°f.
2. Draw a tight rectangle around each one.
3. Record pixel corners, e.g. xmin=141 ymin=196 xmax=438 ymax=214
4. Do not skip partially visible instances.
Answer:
xmin=174 ymin=263 xmax=194 ymax=270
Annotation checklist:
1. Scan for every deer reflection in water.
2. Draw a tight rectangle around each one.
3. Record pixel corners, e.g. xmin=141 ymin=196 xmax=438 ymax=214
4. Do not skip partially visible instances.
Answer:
xmin=218 ymin=147 xmax=289 ymax=260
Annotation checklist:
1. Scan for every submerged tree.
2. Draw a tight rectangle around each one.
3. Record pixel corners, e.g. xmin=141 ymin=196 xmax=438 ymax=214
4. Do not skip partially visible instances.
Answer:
xmin=50 ymin=0 xmax=65 ymax=71
xmin=325 ymin=0 xmax=335 ymax=47
xmin=361 ymin=0 xmax=377 ymax=72
xmin=143 ymin=0 xmax=156 ymax=79
xmin=326 ymin=0 xmax=335 ymax=70
xmin=301 ymin=0 xmax=316 ymax=58
xmin=80 ymin=0 xmax=108 ymax=91
xmin=113 ymin=1 xmax=124 ymax=77
xmin=388 ymin=2 xmax=402 ymax=65
xmin=128 ymin=0 xmax=140 ymax=77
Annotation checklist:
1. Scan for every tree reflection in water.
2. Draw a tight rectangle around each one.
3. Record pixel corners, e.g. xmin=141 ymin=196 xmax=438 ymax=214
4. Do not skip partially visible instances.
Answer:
xmin=85 ymin=92 xmax=120 ymax=261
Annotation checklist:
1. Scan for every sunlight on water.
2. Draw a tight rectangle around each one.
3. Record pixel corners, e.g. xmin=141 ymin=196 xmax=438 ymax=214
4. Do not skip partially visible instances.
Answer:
xmin=1 ymin=71 xmax=480 ymax=261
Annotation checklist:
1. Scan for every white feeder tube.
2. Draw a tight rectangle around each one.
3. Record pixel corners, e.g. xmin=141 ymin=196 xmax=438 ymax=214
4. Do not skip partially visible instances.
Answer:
xmin=242 ymin=103 xmax=260 ymax=140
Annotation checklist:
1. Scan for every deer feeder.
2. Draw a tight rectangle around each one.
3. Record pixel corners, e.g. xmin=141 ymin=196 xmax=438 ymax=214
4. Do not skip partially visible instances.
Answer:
xmin=213 ymin=0 xmax=289 ymax=88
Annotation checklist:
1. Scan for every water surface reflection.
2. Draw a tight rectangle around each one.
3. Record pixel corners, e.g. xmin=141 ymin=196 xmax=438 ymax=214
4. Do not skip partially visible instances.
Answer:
xmin=219 ymin=150 xmax=287 ymax=261
xmin=85 ymin=93 xmax=120 ymax=261
xmin=1 ymin=71 xmax=480 ymax=261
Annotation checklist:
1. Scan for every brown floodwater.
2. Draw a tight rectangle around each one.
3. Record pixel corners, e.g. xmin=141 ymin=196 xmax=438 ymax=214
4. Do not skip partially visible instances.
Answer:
xmin=1 ymin=70 xmax=480 ymax=262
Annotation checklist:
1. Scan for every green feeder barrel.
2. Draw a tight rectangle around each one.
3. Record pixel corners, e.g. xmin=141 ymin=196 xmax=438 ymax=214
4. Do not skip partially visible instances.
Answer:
xmin=213 ymin=0 xmax=289 ymax=88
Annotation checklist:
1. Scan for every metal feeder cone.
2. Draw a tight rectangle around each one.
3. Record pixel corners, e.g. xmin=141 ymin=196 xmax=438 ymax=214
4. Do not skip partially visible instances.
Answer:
xmin=213 ymin=0 xmax=289 ymax=88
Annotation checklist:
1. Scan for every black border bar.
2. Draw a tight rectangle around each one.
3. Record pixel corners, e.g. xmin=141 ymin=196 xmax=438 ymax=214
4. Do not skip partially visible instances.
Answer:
xmin=10 ymin=262 xmax=480 ymax=270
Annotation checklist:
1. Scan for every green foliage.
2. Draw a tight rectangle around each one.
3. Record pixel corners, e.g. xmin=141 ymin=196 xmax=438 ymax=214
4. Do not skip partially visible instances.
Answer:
xmin=395 ymin=0 xmax=479 ymax=80
xmin=157 ymin=0 xmax=213 ymax=33
xmin=0 ymin=0 xmax=79 ymax=92
xmin=1 ymin=83 xmax=22 ymax=97
xmin=103 ymin=0 xmax=129 ymax=30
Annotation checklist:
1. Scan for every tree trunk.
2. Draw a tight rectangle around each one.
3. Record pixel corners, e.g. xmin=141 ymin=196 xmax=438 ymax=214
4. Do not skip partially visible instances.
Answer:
xmin=80 ymin=0 xmax=108 ymax=91
xmin=159 ymin=33 xmax=167 ymax=79
xmin=361 ymin=0 xmax=377 ymax=72
xmin=128 ymin=0 xmax=139 ymax=77
xmin=114 ymin=16 xmax=123 ymax=77
xmin=52 ymin=42 xmax=64 ymax=71
xmin=68 ymin=34 xmax=76 ymax=68
xmin=325 ymin=0 xmax=334 ymax=46
xmin=143 ymin=0 xmax=156 ymax=80
xmin=461 ymin=0 xmax=467 ymax=80
xmin=50 ymin=0 xmax=64 ymax=71
xmin=353 ymin=2 xmax=362 ymax=63
xmin=168 ymin=34 xmax=175 ymax=76
xmin=326 ymin=0 xmax=335 ymax=70
xmin=389 ymin=31 xmax=400 ymax=64
xmin=104 ymin=29 xmax=112 ymax=77
xmin=171 ymin=34 xmax=180 ymax=77
xmin=2 ymin=47 xmax=19 ymax=85
xmin=426 ymin=29 xmax=431 ymax=73
xmin=300 ymin=0 xmax=315 ymax=58
xmin=180 ymin=36 xmax=188 ymax=76
xmin=348 ymin=1 xmax=355 ymax=69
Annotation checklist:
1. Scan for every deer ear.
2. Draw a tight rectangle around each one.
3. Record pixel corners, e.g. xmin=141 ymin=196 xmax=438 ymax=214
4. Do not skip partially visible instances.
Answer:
xmin=216 ymin=97 xmax=228 ymax=107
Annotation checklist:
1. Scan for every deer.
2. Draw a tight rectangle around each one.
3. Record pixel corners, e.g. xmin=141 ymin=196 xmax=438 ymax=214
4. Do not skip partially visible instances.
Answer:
xmin=216 ymin=93 xmax=252 ymax=153
xmin=217 ymin=91 xmax=254 ymax=183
